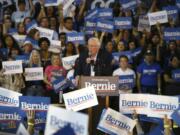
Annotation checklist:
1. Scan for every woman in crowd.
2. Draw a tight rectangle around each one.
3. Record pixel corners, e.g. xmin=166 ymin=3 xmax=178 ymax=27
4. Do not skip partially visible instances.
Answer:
xmin=44 ymin=54 xmax=66 ymax=103
xmin=27 ymin=28 xmax=40 ymax=50
xmin=24 ymin=50 xmax=44 ymax=96
xmin=38 ymin=37 xmax=51 ymax=68
xmin=2 ymin=34 xmax=20 ymax=55
xmin=62 ymin=42 xmax=77 ymax=57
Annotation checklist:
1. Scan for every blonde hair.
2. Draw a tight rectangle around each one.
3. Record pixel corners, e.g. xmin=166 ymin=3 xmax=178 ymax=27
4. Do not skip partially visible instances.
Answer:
xmin=29 ymin=50 xmax=41 ymax=67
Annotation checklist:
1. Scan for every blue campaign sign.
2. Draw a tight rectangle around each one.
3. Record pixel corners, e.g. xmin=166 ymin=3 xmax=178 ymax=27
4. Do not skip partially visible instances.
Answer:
xmin=119 ymin=0 xmax=138 ymax=10
xmin=163 ymin=6 xmax=179 ymax=20
xmin=52 ymin=76 xmax=70 ymax=93
xmin=119 ymin=75 xmax=135 ymax=90
xmin=25 ymin=20 xmax=37 ymax=32
xmin=85 ymin=8 xmax=98 ymax=20
xmin=171 ymin=106 xmax=180 ymax=126
xmin=96 ymin=19 xmax=114 ymax=33
xmin=85 ymin=19 xmax=97 ymax=31
xmin=66 ymin=32 xmax=85 ymax=44
xmin=8 ymin=28 xmax=17 ymax=34
xmin=172 ymin=69 xmax=180 ymax=82
xmin=98 ymin=8 xmax=113 ymax=20
xmin=0 ymin=106 xmax=21 ymax=134
xmin=19 ymin=96 xmax=50 ymax=130
xmin=164 ymin=28 xmax=180 ymax=40
xmin=114 ymin=17 xmax=132 ymax=29
xmin=16 ymin=55 xmax=29 ymax=63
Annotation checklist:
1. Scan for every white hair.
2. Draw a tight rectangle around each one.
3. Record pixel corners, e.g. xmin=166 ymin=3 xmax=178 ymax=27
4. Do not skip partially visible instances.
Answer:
xmin=88 ymin=37 xmax=101 ymax=47
xmin=29 ymin=50 xmax=41 ymax=67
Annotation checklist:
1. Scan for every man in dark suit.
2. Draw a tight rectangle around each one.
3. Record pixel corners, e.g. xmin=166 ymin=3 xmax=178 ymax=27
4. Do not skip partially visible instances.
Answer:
xmin=76 ymin=37 xmax=113 ymax=77
xmin=75 ymin=37 xmax=113 ymax=135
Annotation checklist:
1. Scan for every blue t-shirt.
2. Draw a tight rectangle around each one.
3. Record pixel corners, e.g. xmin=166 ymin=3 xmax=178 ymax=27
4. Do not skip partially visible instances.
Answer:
xmin=137 ymin=62 xmax=161 ymax=86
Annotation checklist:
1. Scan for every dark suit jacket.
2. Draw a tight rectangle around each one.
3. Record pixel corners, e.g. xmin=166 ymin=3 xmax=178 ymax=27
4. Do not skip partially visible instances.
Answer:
xmin=76 ymin=49 xmax=113 ymax=76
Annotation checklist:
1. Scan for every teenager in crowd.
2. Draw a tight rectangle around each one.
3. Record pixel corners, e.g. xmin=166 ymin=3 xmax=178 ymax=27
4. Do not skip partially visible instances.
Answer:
xmin=113 ymin=55 xmax=136 ymax=93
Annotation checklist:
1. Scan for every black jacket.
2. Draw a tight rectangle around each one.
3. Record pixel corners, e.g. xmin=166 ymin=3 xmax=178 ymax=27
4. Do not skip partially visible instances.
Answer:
xmin=76 ymin=49 xmax=113 ymax=76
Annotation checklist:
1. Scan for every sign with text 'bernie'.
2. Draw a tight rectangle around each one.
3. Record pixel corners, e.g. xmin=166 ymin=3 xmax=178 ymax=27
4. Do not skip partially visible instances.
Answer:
xmin=2 ymin=60 xmax=23 ymax=74
xmin=0 ymin=87 xmax=22 ymax=107
xmin=163 ymin=6 xmax=179 ymax=20
xmin=19 ymin=96 xmax=50 ymax=130
xmin=62 ymin=55 xmax=79 ymax=70
xmin=119 ymin=75 xmax=135 ymax=90
xmin=36 ymin=27 xmax=54 ymax=40
xmin=25 ymin=67 xmax=44 ymax=81
xmin=114 ymin=17 xmax=132 ymax=30
xmin=85 ymin=19 xmax=97 ymax=31
xmin=63 ymin=87 xmax=98 ymax=111
xmin=119 ymin=94 xmax=179 ymax=119
xmin=98 ymin=8 xmax=113 ymax=19
xmin=97 ymin=108 xmax=136 ymax=135
xmin=164 ymin=27 xmax=180 ymax=41
xmin=0 ymin=106 xmax=21 ymax=134
xmin=66 ymin=32 xmax=85 ymax=44
xmin=80 ymin=76 xmax=119 ymax=96
xmin=96 ymin=19 xmax=114 ymax=33
xmin=148 ymin=11 xmax=168 ymax=26
xmin=45 ymin=105 xmax=89 ymax=135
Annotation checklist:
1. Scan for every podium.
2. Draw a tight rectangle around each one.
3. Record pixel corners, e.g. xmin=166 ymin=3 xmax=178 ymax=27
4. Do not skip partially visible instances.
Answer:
xmin=79 ymin=76 xmax=119 ymax=135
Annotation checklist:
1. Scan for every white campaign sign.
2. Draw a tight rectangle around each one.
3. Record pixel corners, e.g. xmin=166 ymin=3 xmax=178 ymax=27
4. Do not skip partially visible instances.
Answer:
xmin=62 ymin=55 xmax=79 ymax=70
xmin=148 ymin=11 xmax=168 ymax=25
xmin=147 ymin=95 xmax=178 ymax=118
xmin=16 ymin=123 xmax=30 ymax=135
xmin=45 ymin=105 xmax=89 ymax=135
xmin=119 ymin=94 xmax=179 ymax=119
xmin=63 ymin=86 xmax=98 ymax=111
xmin=138 ymin=15 xmax=151 ymax=32
xmin=2 ymin=60 xmax=23 ymax=74
xmin=98 ymin=108 xmax=136 ymax=135
xmin=119 ymin=94 xmax=149 ymax=115
xmin=48 ymin=40 xmax=62 ymax=53
xmin=25 ymin=67 xmax=44 ymax=81
xmin=36 ymin=27 xmax=54 ymax=40
xmin=0 ymin=87 xmax=22 ymax=107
